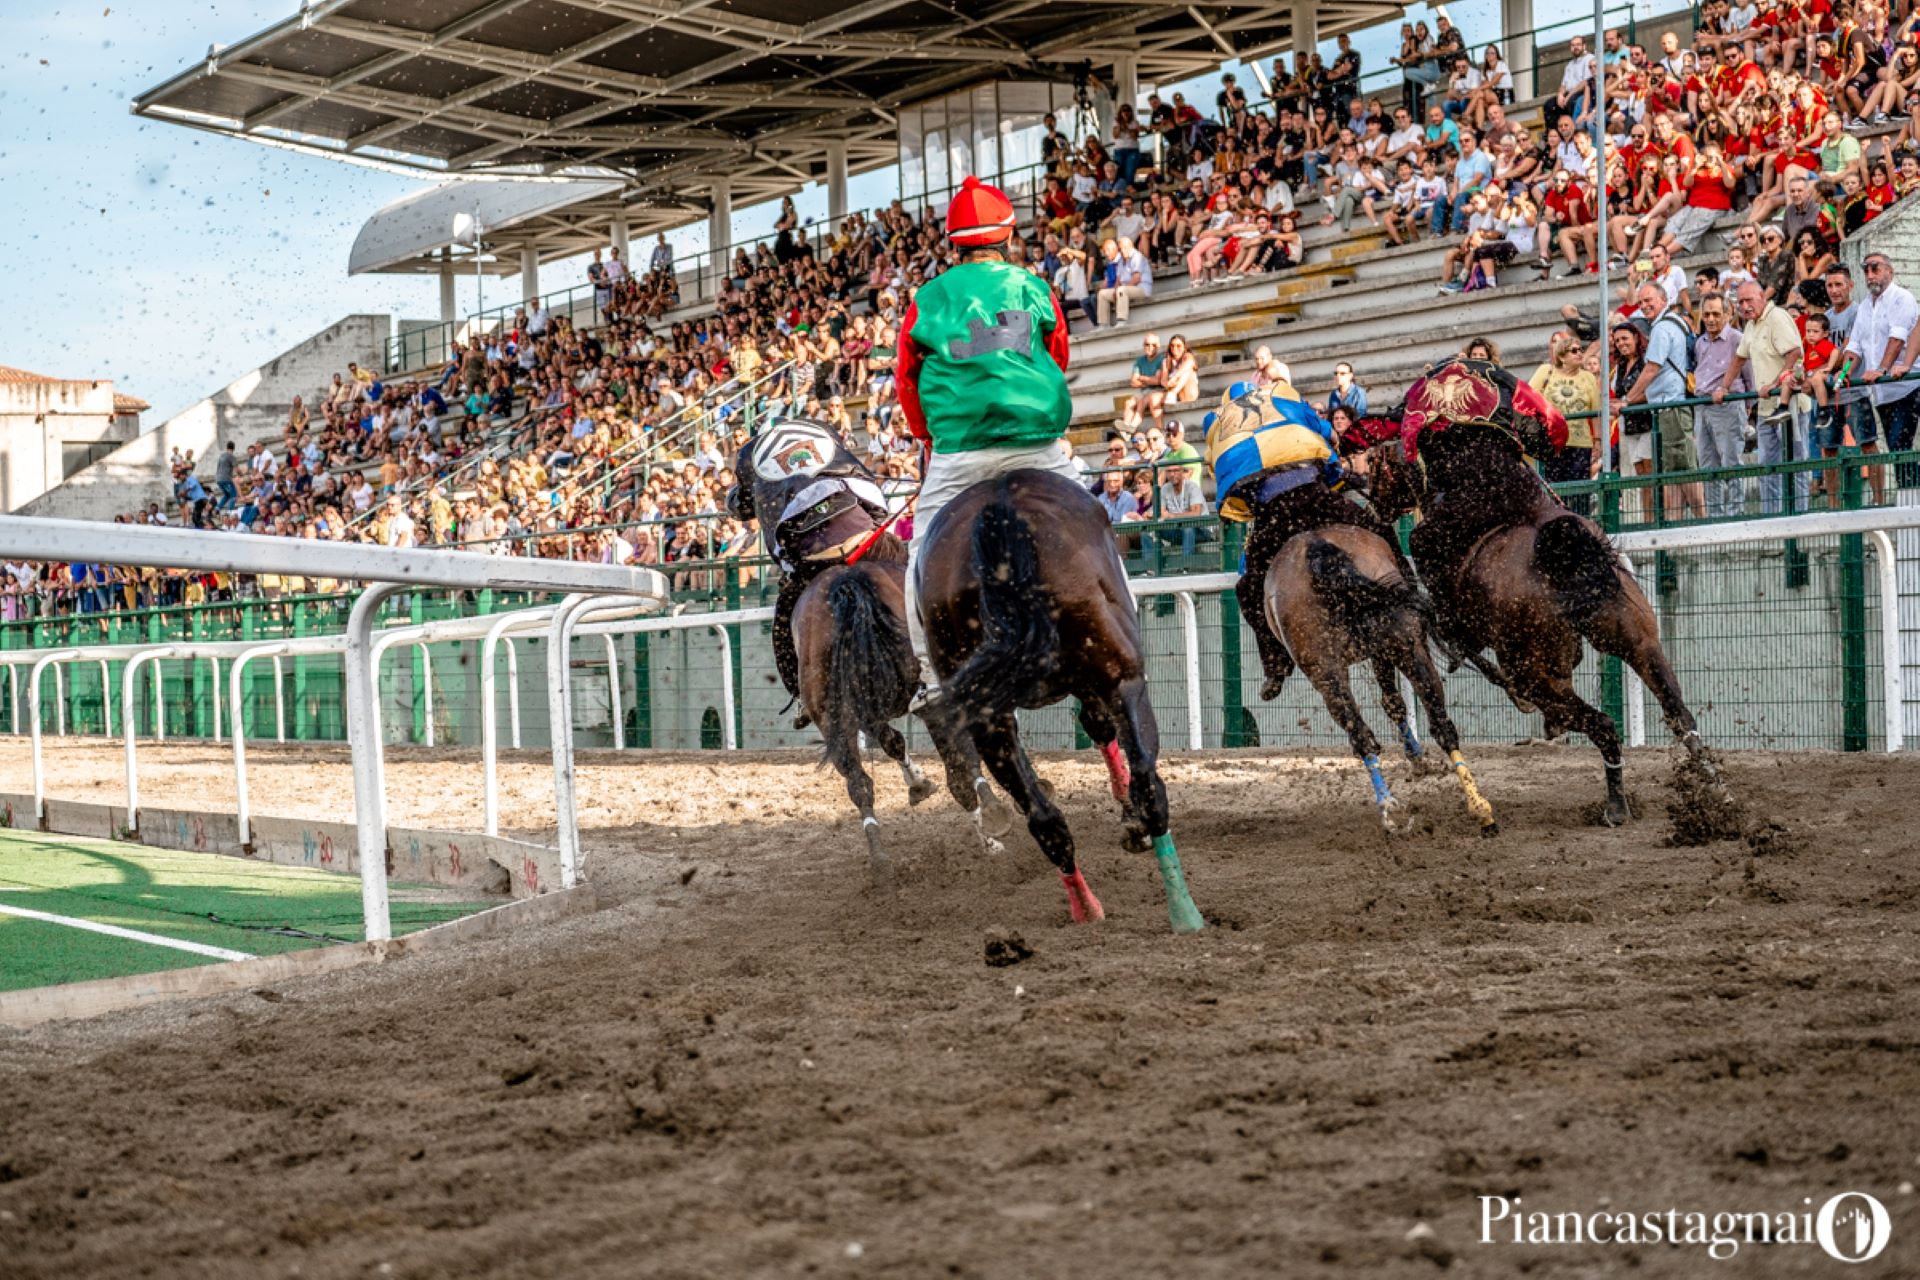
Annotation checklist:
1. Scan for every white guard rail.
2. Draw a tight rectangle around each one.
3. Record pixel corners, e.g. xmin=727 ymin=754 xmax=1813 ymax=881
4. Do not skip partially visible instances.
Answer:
xmin=0 ymin=516 xmax=669 ymax=942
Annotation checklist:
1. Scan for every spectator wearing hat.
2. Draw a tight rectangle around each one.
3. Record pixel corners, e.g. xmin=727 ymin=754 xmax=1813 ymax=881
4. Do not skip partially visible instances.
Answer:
xmin=1623 ymin=282 xmax=1705 ymax=520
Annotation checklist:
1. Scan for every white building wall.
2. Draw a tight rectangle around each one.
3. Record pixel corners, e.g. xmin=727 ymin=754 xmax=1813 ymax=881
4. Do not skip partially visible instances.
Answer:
xmin=20 ymin=314 xmax=389 ymax=521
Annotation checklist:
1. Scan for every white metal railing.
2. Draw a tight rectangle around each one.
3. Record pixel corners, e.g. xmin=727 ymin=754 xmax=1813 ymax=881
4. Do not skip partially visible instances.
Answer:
xmin=0 ymin=515 xmax=670 ymax=942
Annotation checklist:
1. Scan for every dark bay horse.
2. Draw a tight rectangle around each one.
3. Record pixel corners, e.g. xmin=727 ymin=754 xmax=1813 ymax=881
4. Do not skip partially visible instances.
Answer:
xmin=1253 ymin=479 xmax=1498 ymax=834
xmin=1364 ymin=421 xmax=1718 ymax=825
xmin=791 ymin=535 xmax=1013 ymax=883
xmin=917 ymin=469 xmax=1204 ymax=932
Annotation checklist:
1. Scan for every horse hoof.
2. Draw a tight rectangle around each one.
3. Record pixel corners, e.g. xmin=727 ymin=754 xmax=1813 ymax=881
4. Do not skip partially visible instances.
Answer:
xmin=1259 ymin=675 xmax=1287 ymax=702
xmin=981 ymin=836 xmax=1006 ymax=856
xmin=975 ymin=785 xmax=1015 ymax=839
xmin=1377 ymin=799 xmax=1405 ymax=835
xmin=1122 ymin=826 xmax=1152 ymax=854
xmin=907 ymin=777 xmax=938 ymax=807
xmin=1409 ymin=751 xmax=1444 ymax=777
xmin=1479 ymin=821 xmax=1501 ymax=838
xmin=1601 ymin=800 xmax=1631 ymax=828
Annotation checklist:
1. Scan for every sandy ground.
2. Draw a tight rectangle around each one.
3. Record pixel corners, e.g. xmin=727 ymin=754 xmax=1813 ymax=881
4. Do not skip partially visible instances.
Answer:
xmin=0 ymin=736 xmax=1917 ymax=1278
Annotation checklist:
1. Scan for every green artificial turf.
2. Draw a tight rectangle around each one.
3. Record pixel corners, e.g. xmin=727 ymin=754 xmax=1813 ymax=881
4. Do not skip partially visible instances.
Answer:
xmin=0 ymin=828 xmax=493 ymax=991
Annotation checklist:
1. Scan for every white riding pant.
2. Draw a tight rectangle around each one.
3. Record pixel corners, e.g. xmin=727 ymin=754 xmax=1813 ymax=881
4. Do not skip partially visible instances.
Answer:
xmin=905 ymin=439 xmax=1087 ymax=686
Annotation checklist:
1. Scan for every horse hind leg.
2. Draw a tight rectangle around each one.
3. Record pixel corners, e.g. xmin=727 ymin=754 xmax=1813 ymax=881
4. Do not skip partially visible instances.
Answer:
xmin=1309 ymin=661 xmax=1404 ymax=835
xmin=872 ymin=721 xmax=937 ymax=806
xmin=1077 ymin=700 xmax=1133 ymax=812
xmin=1397 ymin=638 xmax=1498 ymax=836
xmin=975 ymin=713 xmax=1102 ymax=923
xmin=1372 ymin=654 xmax=1434 ymax=773
xmin=1531 ymin=677 xmax=1631 ymax=826
xmin=833 ymin=746 xmax=893 ymax=888
xmin=922 ymin=702 xmax=1013 ymax=848
xmin=1113 ymin=676 xmax=1204 ymax=934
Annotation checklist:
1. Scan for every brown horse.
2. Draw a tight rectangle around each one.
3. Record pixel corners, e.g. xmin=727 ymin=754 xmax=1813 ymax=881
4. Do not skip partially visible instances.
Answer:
xmin=1363 ymin=422 xmax=1718 ymax=825
xmin=792 ymin=539 xmax=1012 ymax=883
xmin=916 ymin=469 xmax=1204 ymax=932
xmin=1254 ymin=480 xmax=1498 ymax=834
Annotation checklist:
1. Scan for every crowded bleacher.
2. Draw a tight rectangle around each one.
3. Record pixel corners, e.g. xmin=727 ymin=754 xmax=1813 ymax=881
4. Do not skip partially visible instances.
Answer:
xmin=11 ymin=0 xmax=1920 ymax=617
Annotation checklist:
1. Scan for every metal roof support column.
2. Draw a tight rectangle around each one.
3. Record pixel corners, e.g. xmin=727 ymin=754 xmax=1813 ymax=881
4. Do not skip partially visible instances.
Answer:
xmin=519 ymin=244 xmax=540 ymax=306
xmin=439 ymin=248 xmax=457 ymax=325
xmin=611 ymin=210 xmax=630 ymax=267
xmin=1505 ymin=0 xmax=1536 ymax=99
xmin=825 ymin=142 xmax=849 ymax=225
xmin=708 ymin=177 xmax=733 ymax=294
xmin=1291 ymin=1 xmax=1317 ymax=56
xmin=1112 ymin=53 xmax=1139 ymax=113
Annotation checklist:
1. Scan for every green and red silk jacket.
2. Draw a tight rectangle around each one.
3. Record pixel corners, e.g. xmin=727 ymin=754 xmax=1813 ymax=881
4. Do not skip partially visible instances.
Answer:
xmin=897 ymin=259 xmax=1073 ymax=454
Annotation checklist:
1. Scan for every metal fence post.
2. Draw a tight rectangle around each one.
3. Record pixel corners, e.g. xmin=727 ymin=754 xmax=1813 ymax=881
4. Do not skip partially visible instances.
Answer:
xmin=1839 ymin=459 xmax=1869 ymax=751
xmin=1219 ymin=523 xmax=1245 ymax=747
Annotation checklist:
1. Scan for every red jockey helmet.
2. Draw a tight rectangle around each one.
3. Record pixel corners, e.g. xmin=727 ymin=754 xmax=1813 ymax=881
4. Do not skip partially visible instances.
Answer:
xmin=946 ymin=175 xmax=1016 ymax=247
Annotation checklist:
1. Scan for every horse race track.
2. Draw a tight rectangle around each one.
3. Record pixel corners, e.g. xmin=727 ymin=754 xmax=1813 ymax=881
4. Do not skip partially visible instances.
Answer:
xmin=1 ymin=739 xmax=1916 ymax=1277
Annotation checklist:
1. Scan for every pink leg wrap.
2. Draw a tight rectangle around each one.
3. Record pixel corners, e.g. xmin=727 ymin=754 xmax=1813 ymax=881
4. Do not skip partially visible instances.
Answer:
xmin=1101 ymin=740 xmax=1131 ymax=804
xmin=1061 ymin=870 xmax=1106 ymax=923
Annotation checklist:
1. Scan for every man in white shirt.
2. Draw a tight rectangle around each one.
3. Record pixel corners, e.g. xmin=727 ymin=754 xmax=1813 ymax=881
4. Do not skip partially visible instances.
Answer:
xmin=649 ymin=234 xmax=673 ymax=274
xmin=1108 ymin=196 xmax=1148 ymax=245
xmin=1097 ymin=237 xmax=1154 ymax=328
xmin=1648 ymin=244 xmax=1688 ymax=305
xmin=1557 ymin=35 xmax=1597 ymax=121
xmin=1386 ymin=107 xmax=1425 ymax=163
xmin=526 ymin=297 xmax=550 ymax=338
xmin=1858 ymin=253 xmax=1920 ymax=496
xmin=382 ymin=496 xmax=416 ymax=548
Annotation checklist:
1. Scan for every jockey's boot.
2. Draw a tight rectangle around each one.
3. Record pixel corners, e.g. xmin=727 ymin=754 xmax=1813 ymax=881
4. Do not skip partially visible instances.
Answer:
xmin=1253 ymin=637 xmax=1295 ymax=701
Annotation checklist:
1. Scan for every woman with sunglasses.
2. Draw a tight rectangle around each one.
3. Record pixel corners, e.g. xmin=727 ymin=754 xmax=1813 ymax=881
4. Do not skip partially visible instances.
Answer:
xmin=1530 ymin=332 xmax=1601 ymax=510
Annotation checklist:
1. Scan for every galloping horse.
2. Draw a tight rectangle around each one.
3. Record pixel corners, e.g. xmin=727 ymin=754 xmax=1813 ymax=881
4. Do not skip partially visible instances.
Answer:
xmin=729 ymin=421 xmax=1011 ymax=883
xmin=792 ymin=542 xmax=1013 ymax=882
xmin=916 ymin=469 xmax=1205 ymax=932
xmin=1252 ymin=476 xmax=1498 ymax=834
xmin=1355 ymin=359 xmax=1719 ymax=824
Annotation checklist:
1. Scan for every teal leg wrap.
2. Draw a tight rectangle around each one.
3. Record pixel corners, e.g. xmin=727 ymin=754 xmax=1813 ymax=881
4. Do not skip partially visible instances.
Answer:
xmin=1153 ymin=832 xmax=1205 ymax=934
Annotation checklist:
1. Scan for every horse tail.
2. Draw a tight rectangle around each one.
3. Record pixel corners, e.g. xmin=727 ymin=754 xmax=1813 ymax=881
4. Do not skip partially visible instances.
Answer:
xmin=946 ymin=484 xmax=1057 ymax=723
xmin=1305 ymin=537 xmax=1417 ymax=639
xmin=821 ymin=568 xmax=913 ymax=771
xmin=1533 ymin=514 xmax=1623 ymax=631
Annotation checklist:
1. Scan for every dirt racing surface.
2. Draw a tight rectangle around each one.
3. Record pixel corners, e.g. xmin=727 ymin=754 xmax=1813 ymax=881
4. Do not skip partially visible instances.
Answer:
xmin=1 ymin=739 xmax=1917 ymax=1277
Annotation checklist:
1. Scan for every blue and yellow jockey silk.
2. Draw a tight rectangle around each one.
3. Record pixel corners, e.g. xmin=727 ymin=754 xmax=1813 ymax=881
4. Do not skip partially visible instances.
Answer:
xmin=1202 ymin=381 xmax=1340 ymax=523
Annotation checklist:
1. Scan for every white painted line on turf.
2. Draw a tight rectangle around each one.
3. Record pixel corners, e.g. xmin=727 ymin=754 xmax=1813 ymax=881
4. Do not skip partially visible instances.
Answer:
xmin=0 ymin=903 xmax=256 ymax=961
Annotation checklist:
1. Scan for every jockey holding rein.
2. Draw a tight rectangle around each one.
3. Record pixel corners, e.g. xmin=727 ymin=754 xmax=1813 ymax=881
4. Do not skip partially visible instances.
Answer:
xmin=1204 ymin=380 xmax=1352 ymax=700
xmin=898 ymin=175 xmax=1088 ymax=711
xmin=725 ymin=419 xmax=891 ymax=726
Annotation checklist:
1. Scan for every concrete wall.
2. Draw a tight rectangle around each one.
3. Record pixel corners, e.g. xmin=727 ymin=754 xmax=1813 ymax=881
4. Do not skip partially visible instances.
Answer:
xmin=0 ymin=379 xmax=138 ymax=512
xmin=20 ymin=315 xmax=390 ymax=521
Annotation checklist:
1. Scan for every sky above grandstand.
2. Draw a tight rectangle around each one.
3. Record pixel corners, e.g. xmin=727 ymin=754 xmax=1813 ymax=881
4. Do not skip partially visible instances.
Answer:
xmin=0 ymin=0 xmax=1641 ymax=429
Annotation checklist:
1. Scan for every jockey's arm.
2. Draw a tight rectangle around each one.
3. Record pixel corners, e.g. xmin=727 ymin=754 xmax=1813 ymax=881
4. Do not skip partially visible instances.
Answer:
xmin=1044 ymin=290 xmax=1072 ymax=372
xmin=896 ymin=299 xmax=929 ymax=443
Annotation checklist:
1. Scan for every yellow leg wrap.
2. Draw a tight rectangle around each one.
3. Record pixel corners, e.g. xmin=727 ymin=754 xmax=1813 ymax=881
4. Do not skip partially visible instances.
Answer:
xmin=1449 ymin=750 xmax=1497 ymax=830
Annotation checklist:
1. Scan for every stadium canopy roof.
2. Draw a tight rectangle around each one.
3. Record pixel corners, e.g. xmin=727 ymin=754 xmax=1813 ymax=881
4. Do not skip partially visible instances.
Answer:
xmin=137 ymin=0 xmax=1406 ymax=265
xmin=348 ymin=177 xmax=625 ymax=274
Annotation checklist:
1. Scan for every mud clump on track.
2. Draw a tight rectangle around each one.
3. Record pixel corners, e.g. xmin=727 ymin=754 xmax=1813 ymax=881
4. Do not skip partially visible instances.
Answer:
xmin=0 ymin=741 xmax=1917 ymax=1277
